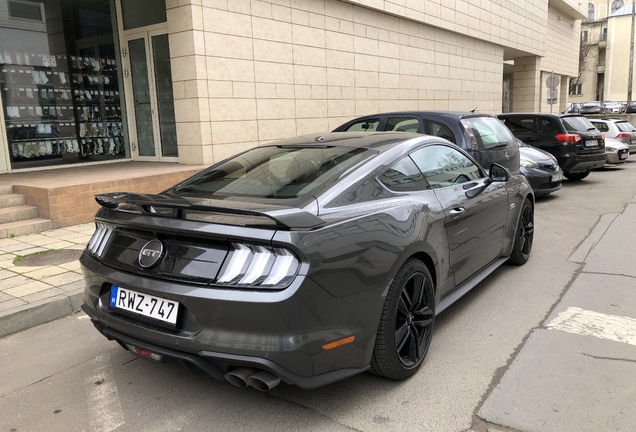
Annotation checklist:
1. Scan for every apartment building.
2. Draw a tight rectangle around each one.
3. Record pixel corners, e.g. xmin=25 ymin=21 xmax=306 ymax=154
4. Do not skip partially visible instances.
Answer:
xmin=575 ymin=1 xmax=635 ymax=102
xmin=0 ymin=0 xmax=586 ymax=174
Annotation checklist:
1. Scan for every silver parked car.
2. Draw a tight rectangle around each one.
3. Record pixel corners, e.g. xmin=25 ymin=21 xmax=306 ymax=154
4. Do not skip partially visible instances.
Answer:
xmin=602 ymin=101 xmax=626 ymax=114
xmin=589 ymin=118 xmax=636 ymax=154
xmin=603 ymin=137 xmax=630 ymax=164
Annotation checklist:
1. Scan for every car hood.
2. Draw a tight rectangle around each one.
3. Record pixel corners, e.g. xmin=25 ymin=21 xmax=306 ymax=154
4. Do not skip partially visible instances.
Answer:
xmin=519 ymin=145 xmax=555 ymax=163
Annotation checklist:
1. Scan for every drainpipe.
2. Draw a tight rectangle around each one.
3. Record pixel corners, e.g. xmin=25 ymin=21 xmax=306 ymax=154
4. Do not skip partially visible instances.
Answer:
xmin=628 ymin=0 xmax=635 ymax=105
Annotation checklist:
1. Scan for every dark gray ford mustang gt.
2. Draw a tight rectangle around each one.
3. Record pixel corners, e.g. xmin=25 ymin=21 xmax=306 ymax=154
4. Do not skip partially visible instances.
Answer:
xmin=81 ymin=132 xmax=534 ymax=390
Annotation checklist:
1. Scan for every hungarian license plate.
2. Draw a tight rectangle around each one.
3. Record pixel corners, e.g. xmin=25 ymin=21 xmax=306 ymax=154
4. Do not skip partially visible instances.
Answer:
xmin=620 ymin=152 xmax=628 ymax=160
xmin=109 ymin=286 xmax=179 ymax=325
xmin=631 ymin=139 xmax=636 ymax=144
xmin=584 ymin=140 xmax=598 ymax=147
xmin=551 ymin=172 xmax=564 ymax=182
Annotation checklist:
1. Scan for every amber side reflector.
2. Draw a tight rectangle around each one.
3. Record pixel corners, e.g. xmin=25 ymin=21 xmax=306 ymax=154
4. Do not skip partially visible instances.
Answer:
xmin=322 ymin=335 xmax=355 ymax=350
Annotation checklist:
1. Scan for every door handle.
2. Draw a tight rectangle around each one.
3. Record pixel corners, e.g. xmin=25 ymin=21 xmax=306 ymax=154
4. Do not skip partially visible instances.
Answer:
xmin=450 ymin=207 xmax=465 ymax=215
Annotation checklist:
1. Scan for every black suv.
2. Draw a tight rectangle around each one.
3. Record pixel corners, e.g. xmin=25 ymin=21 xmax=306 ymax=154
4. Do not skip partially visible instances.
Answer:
xmin=333 ymin=111 xmax=520 ymax=175
xmin=498 ymin=113 xmax=605 ymax=181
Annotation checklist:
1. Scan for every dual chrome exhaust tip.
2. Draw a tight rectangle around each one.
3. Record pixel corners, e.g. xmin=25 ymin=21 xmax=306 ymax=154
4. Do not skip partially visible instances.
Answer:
xmin=224 ymin=368 xmax=281 ymax=391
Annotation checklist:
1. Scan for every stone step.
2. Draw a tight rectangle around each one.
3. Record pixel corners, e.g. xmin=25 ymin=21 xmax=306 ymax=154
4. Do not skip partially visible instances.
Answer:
xmin=0 ymin=218 xmax=53 ymax=239
xmin=0 ymin=205 xmax=40 ymax=224
xmin=0 ymin=193 xmax=27 ymax=209
xmin=0 ymin=184 xmax=13 ymax=195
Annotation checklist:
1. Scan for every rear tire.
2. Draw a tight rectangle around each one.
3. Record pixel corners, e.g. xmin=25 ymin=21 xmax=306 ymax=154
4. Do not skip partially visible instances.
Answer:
xmin=371 ymin=259 xmax=435 ymax=380
xmin=508 ymin=198 xmax=534 ymax=266
xmin=564 ymin=170 xmax=590 ymax=181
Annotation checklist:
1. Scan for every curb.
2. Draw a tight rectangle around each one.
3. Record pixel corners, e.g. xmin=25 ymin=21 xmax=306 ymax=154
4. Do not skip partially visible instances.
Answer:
xmin=0 ymin=288 xmax=83 ymax=338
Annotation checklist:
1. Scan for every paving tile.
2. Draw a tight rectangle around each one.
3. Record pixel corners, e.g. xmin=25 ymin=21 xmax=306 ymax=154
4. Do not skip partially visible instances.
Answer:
xmin=0 ymin=274 xmax=31 ymax=291
xmin=44 ymin=241 xmax=75 ymax=249
xmin=0 ymin=298 xmax=27 ymax=312
xmin=19 ymin=236 xmax=63 ymax=247
xmin=15 ymin=247 xmax=48 ymax=256
xmin=20 ymin=287 xmax=66 ymax=303
xmin=0 ymin=238 xmax=20 ymax=248
xmin=42 ymin=229 xmax=78 ymax=239
xmin=0 ymin=253 xmax=16 ymax=261
xmin=0 ymin=269 xmax=16 ymax=280
xmin=8 ymin=265 xmax=47 ymax=274
xmin=58 ymin=280 xmax=85 ymax=292
xmin=4 ymin=281 xmax=52 ymax=297
xmin=0 ymin=259 xmax=16 ymax=268
xmin=65 ymin=244 xmax=87 ymax=251
xmin=61 ymin=234 xmax=92 ymax=244
xmin=58 ymin=261 xmax=82 ymax=271
xmin=41 ymin=271 xmax=84 ymax=287
xmin=0 ymin=243 xmax=34 ymax=253
xmin=21 ymin=266 xmax=68 ymax=280
xmin=0 ymin=291 xmax=14 ymax=303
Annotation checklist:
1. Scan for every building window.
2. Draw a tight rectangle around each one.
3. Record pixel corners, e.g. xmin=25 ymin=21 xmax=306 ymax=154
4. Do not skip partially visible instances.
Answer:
xmin=588 ymin=3 xmax=595 ymax=22
xmin=582 ymin=30 xmax=588 ymax=42
xmin=611 ymin=0 xmax=624 ymax=13
xmin=569 ymin=84 xmax=583 ymax=95
xmin=602 ymin=27 xmax=608 ymax=41
xmin=8 ymin=0 xmax=44 ymax=22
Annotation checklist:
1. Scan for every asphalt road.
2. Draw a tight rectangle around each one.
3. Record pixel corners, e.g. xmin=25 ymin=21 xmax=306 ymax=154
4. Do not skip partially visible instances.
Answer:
xmin=2 ymin=161 xmax=636 ymax=432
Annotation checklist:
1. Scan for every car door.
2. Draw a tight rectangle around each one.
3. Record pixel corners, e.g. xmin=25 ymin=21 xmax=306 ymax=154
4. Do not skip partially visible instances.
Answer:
xmin=410 ymin=144 xmax=509 ymax=286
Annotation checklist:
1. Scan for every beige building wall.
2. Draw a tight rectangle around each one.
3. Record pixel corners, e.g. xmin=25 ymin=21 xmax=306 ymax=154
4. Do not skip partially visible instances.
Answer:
xmin=605 ymin=13 xmax=634 ymax=101
xmin=164 ymin=0 xmax=586 ymax=165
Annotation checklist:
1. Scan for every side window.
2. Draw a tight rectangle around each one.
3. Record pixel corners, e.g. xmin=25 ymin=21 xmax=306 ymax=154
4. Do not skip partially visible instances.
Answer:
xmin=592 ymin=122 xmax=608 ymax=132
xmin=386 ymin=117 xmax=420 ymax=133
xmin=344 ymin=119 xmax=380 ymax=132
xmin=502 ymin=117 xmax=534 ymax=134
xmin=539 ymin=118 xmax=556 ymax=133
xmin=378 ymin=156 xmax=429 ymax=192
xmin=410 ymin=145 xmax=482 ymax=189
xmin=424 ymin=121 xmax=455 ymax=143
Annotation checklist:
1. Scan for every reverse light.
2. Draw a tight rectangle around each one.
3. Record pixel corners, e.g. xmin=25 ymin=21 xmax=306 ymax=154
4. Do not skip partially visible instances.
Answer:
xmin=216 ymin=243 xmax=300 ymax=289
xmin=555 ymin=133 xmax=582 ymax=145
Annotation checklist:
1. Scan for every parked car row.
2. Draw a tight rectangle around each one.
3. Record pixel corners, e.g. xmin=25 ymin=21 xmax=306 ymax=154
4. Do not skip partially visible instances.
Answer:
xmin=567 ymin=101 xmax=636 ymax=114
xmin=79 ymin=106 xmax=633 ymax=392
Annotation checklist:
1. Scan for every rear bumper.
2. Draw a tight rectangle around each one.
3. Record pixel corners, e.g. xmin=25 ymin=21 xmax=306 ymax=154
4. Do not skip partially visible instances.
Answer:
xmin=82 ymin=309 xmax=369 ymax=389
xmin=520 ymin=167 xmax=562 ymax=196
xmin=558 ymin=153 xmax=606 ymax=173
xmin=80 ymin=253 xmax=381 ymax=388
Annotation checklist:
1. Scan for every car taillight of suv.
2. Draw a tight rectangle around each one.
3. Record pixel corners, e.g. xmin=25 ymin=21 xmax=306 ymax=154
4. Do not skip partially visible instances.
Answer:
xmin=555 ymin=133 xmax=581 ymax=145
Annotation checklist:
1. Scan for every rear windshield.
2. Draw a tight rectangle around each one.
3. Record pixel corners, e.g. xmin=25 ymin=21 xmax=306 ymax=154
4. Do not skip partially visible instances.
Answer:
xmin=176 ymin=146 xmax=374 ymax=198
xmin=460 ymin=117 xmax=515 ymax=149
xmin=616 ymin=121 xmax=636 ymax=132
xmin=561 ymin=116 xmax=596 ymax=133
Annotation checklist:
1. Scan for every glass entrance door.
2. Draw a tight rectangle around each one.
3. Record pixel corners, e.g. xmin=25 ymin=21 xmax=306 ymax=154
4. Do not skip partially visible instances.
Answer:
xmin=123 ymin=30 xmax=177 ymax=160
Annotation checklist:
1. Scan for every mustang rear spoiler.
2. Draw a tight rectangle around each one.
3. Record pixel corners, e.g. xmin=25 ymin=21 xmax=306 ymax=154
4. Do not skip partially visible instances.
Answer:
xmin=94 ymin=193 xmax=325 ymax=230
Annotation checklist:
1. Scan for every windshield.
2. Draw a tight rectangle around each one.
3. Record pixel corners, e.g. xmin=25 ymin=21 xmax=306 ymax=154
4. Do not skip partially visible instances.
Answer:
xmin=561 ymin=116 xmax=596 ymax=133
xmin=460 ymin=117 xmax=515 ymax=149
xmin=176 ymin=146 xmax=374 ymax=198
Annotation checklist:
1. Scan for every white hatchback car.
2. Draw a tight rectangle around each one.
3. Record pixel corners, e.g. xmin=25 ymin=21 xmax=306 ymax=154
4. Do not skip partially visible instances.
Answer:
xmin=589 ymin=119 xmax=636 ymax=154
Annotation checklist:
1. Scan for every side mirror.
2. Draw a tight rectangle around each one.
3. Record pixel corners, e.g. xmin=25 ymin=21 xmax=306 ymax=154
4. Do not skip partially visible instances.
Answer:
xmin=489 ymin=164 xmax=510 ymax=182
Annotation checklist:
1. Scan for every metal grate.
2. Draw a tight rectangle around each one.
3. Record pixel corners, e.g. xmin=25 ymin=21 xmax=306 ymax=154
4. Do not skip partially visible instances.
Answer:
xmin=86 ymin=223 xmax=114 ymax=258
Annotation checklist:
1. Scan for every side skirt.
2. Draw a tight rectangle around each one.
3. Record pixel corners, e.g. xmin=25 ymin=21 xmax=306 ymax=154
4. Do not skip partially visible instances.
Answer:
xmin=436 ymin=257 xmax=508 ymax=315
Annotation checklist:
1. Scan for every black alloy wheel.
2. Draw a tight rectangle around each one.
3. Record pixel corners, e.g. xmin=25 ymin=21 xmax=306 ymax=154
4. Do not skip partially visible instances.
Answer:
xmin=508 ymin=198 xmax=534 ymax=265
xmin=371 ymin=259 xmax=435 ymax=380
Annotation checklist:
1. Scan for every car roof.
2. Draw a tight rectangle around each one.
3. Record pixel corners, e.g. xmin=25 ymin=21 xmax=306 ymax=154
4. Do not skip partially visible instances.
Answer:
xmin=263 ymin=131 xmax=436 ymax=152
xmin=344 ymin=110 xmax=496 ymax=120
xmin=499 ymin=112 xmax=572 ymax=118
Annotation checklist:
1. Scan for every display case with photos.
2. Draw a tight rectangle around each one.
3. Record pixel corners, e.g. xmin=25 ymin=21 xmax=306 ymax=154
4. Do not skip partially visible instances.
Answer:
xmin=70 ymin=45 xmax=125 ymax=158
xmin=0 ymin=45 xmax=125 ymax=166
xmin=0 ymin=51 xmax=77 ymax=163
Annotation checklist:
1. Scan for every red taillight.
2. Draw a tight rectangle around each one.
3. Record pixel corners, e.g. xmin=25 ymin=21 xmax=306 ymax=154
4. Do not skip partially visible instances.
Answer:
xmin=555 ymin=133 xmax=582 ymax=145
xmin=616 ymin=133 xmax=630 ymax=139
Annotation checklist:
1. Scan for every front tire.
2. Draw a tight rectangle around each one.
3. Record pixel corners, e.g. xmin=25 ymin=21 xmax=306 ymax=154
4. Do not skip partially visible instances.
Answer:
xmin=508 ymin=198 xmax=534 ymax=265
xmin=564 ymin=170 xmax=590 ymax=181
xmin=371 ymin=259 xmax=435 ymax=380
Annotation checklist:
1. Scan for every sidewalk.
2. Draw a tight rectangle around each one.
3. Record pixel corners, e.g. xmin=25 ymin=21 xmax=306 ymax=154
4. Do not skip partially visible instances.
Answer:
xmin=0 ymin=223 xmax=94 ymax=338
xmin=477 ymin=199 xmax=636 ymax=431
